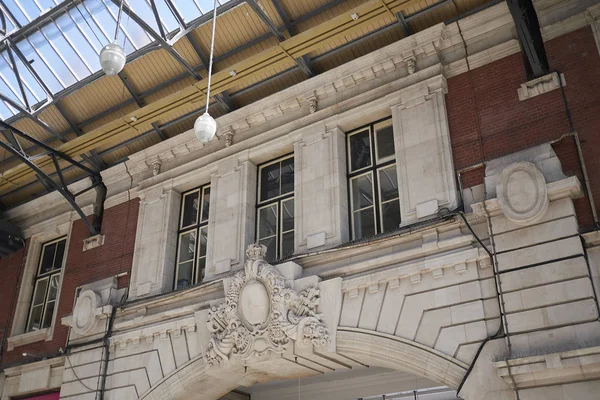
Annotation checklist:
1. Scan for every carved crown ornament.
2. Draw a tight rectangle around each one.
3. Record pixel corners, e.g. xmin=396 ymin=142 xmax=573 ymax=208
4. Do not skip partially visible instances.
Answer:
xmin=205 ymin=244 xmax=330 ymax=367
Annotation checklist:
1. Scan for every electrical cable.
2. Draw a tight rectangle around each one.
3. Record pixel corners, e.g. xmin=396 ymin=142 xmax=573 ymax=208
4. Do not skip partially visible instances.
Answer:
xmin=204 ymin=0 xmax=218 ymax=113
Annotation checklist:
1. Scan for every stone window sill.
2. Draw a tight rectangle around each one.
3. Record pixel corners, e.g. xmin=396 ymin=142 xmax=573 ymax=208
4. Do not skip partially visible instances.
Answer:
xmin=6 ymin=328 xmax=49 ymax=351
xmin=517 ymin=72 xmax=565 ymax=101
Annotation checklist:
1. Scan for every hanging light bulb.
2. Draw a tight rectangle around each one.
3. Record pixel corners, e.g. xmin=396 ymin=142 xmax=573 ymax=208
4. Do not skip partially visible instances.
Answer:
xmin=100 ymin=0 xmax=126 ymax=76
xmin=195 ymin=112 xmax=217 ymax=143
xmin=194 ymin=0 xmax=219 ymax=143
xmin=100 ymin=41 xmax=126 ymax=76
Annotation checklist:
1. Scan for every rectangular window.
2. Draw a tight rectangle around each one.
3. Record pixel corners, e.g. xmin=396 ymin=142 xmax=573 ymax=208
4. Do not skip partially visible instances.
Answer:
xmin=175 ymin=184 xmax=210 ymax=290
xmin=347 ymin=118 xmax=401 ymax=240
xmin=26 ymin=237 xmax=66 ymax=332
xmin=257 ymin=155 xmax=294 ymax=263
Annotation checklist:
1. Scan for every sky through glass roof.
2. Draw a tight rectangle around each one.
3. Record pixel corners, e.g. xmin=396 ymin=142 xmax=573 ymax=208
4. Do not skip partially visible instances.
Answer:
xmin=0 ymin=0 xmax=229 ymax=119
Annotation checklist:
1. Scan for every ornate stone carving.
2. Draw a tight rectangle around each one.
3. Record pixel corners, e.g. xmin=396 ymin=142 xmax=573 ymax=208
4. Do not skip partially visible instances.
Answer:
xmin=151 ymin=160 xmax=161 ymax=176
xmin=206 ymin=244 xmax=330 ymax=366
xmin=224 ymin=132 xmax=233 ymax=147
xmin=406 ymin=57 xmax=416 ymax=74
xmin=496 ymin=161 xmax=549 ymax=226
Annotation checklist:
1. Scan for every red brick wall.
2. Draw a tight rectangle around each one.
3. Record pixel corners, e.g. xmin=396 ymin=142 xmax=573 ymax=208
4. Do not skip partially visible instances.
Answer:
xmin=447 ymin=26 xmax=600 ymax=229
xmin=0 ymin=198 xmax=139 ymax=367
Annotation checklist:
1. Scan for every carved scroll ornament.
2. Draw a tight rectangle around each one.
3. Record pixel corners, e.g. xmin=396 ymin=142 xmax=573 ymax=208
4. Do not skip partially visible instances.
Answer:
xmin=206 ymin=244 xmax=330 ymax=366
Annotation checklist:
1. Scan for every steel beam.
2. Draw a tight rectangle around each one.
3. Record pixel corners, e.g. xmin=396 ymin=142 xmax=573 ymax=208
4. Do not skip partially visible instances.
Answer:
xmin=118 ymin=71 xmax=144 ymax=107
xmin=271 ymin=0 xmax=314 ymax=77
xmin=109 ymin=0 xmax=202 ymax=81
xmin=506 ymin=0 xmax=550 ymax=78
xmin=246 ymin=0 xmax=313 ymax=77
xmin=151 ymin=122 xmax=167 ymax=141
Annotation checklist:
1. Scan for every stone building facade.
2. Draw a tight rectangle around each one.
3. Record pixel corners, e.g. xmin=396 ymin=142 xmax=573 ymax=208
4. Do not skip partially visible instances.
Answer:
xmin=1 ymin=0 xmax=600 ymax=399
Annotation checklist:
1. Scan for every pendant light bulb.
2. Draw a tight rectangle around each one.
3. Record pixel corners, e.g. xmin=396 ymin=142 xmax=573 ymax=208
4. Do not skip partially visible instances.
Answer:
xmin=195 ymin=0 xmax=219 ymax=143
xmin=194 ymin=112 xmax=217 ymax=143
xmin=100 ymin=41 xmax=126 ymax=76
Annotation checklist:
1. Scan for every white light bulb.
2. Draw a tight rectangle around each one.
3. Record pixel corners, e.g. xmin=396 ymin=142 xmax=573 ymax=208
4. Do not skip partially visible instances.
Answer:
xmin=100 ymin=42 xmax=126 ymax=76
xmin=194 ymin=112 xmax=217 ymax=143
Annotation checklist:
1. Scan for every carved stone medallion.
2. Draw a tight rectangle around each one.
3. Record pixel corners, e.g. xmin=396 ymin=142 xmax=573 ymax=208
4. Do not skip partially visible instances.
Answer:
xmin=205 ymin=244 xmax=330 ymax=366
xmin=497 ymin=161 xmax=549 ymax=226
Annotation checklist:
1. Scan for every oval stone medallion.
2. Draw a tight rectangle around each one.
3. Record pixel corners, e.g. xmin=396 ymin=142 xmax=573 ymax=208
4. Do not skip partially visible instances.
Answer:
xmin=240 ymin=279 xmax=271 ymax=325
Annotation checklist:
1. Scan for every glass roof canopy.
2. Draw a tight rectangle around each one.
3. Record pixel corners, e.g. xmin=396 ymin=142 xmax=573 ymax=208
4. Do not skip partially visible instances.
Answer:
xmin=0 ymin=0 xmax=229 ymax=119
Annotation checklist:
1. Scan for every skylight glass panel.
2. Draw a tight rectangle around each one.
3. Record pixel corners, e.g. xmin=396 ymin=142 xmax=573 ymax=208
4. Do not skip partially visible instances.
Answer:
xmin=55 ymin=13 xmax=102 ymax=71
xmin=0 ymin=0 xmax=230 ymax=118
xmin=172 ymin=0 xmax=201 ymax=23
xmin=29 ymin=30 xmax=77 ymax=88
xmin=0 ymin=51 xmax=37 ymax=106
xmin=15 ymin=39 xmax=63 ymax=94
xmin=152 ymin=0 xmax=180 ymax=32
xmin=3 ymin=0 xmax=31 ymax=26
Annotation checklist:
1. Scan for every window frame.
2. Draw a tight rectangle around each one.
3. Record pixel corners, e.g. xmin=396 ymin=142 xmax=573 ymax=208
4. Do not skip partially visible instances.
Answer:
xmin=255 ymin=153 xmax=295 ymax=262
xmin=346 ymin=117 xmax=400 ymax=240
xmin=173 ymin=183 xmax=211 ymax=291
xmin=25 ymin=236 xmax=67 ymax=333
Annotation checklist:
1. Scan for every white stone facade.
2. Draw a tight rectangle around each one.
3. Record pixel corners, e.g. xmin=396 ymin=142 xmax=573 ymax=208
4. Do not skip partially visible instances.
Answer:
xmin=2 ymin=0 xmax=600 ymax=399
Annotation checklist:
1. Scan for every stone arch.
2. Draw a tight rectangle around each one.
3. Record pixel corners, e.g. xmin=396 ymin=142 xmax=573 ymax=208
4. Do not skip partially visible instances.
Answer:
xmin=138 ymin=328 xmax=467 ymax=400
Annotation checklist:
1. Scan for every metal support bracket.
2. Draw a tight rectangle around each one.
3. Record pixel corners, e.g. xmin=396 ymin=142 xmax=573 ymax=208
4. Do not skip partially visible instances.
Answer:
xmin=0 ymin=120 xmax=104 ymax=236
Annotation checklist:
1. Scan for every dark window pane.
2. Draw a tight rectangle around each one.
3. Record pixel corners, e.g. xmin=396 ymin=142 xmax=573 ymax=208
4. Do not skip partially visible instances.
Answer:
xmin=281 ymin=231 xmax=294 ymax=259
xmin=33 ymin=278 xmax=49 ymax=306
xmin=349 ymin=129 xmax=372 ymax=172
xmin=28 ymin=305 xmax=43 ymax=331
xmin=353 ymin=208 xmax=376 ymax=239
xmin=381 ymin=200 xmax=401 ymax=232
xmin=178 ymin=231 xmax=196 ymax=263
xmin=198 ymin=227 xmax=208 ymax=257
xmin=201 ymin=187 xmax=210 ymax=222
xmin=181 ymin=191 xmax=200 ymax=228
xmin=260 ymin=162 xmax=280 ymax=201
xmin=351 ymin=173 xmax=374 ymax=210
xmin=259 ymin=236 xmax=277 ymax=263
xmin=176 ymin=261 xmax=194 ymax=290
xmin=53 ymin=239 xmax=66 ymax=270
xmin=42 ymin=301 xmax=55 ymax=329
xmin=197 ymin=258 xmax=206 ymax=283
xmin=258 ymin=205 xmax=278 ymax=239
xmin=280 ymin=157 xmax=294 ymax=195
xmin=378 ymin=166 xmax=399 ymax=202
xmin=375 ymin=124 xmax=395 ymax=161
xmin=281 ymin=199 xmax=294 ymax=232
xmin=39 ymin=243 xmax=56 ymax=274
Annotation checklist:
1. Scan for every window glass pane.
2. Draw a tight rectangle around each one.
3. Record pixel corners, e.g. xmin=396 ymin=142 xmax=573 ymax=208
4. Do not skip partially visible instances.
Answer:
xmin=280 ymin=157 xmax=294 ymax=195
xmin=351 ymin=173 xmax=374 ymax=210
xmin=260 ymin=162 xmax=280 ymax=201
xmin=47 ymin=274 xmax=60 ymax=301
xmin=349 ymin=129 xmax=371 ymax=172
xmin=353 ymin=208 xmax=376 ymax=239
xmin=381 ymin=200 xmax=401 ymax=232
xmin=375 ymin=124 xmax=395 ymax=161
xmin=178 ymin=231 xmax=196 ymax=263
xmin=281 ymin=199 xmax=294 ymax=232
xmin=181 ymin=191 xmax=199 ymax=228
xmin=258 ymin=237 xmax=277 ymax=263
xmin=258 ymin=205 xmax=277 ymax=239
xmin=201 ymin=186 xmax=210 ymax=222
xmin=32 ymin=277 xmax=49 ymax=306
xmin=176 ymin=261 xmax=194 ymax=290
xmin=42 ymin=300 xmax=55 ymax=329
xmin=28 ymin=305 xmax=44 ymax=331
xmin=54 ymin=239 xmax=66 ymax=270
xmin=198 ymin=227 xmax=208 ymax=257
xmin=378 ymin=165 xmax=399 ymax=202
xmin=197 ymin=258 xmax=206 ymax=283
xmin=281 ymin=231 xmax=294 ymax=259
xmin=39 ymin=242 xmax=56 ymax=274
